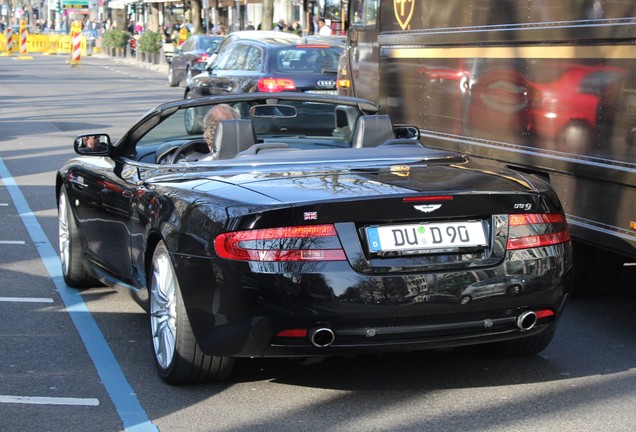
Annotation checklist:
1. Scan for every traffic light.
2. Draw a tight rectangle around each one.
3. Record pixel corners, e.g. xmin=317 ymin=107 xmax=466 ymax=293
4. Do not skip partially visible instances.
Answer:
xmin=56 ymin=0 xmax=62 ymax=14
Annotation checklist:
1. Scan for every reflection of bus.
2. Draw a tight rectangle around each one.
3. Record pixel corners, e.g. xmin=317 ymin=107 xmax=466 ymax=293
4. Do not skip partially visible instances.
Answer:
xmin=339 ymin=0 xmax=636 ymax=291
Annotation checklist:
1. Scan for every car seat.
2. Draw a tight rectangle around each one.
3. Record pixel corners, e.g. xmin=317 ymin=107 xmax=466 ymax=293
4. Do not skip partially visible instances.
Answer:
xmin=351 ymin=115 xmax=395 ymax=148
xmin=213 ymin=119 xmax=258 ymax=160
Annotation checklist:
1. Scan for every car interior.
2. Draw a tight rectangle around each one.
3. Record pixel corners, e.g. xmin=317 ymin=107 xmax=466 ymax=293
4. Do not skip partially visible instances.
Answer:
xmin=131 ymin=100 xmax=421 ymax=164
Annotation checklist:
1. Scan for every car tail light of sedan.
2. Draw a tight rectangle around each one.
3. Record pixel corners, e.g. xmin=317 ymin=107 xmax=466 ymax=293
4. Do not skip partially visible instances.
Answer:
xmin=196 ymin=53 xmax=209 ymax=64
xmin=257 ymin=78 xmax=297 ymax=92
xmin=214 ymin=224 xmax=346 ymax=262
xmin=506 ymin=213 xmax=570 ymax=250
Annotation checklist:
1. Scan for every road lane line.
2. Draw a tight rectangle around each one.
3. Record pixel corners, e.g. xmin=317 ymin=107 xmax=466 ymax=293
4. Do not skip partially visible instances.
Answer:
xmin=0 ymin=157 xmax=158 ymax=432
xmin=0 ymin=240 xmax=26 ymax=244
xmin=0 ymin=297 xmax=54 ymax=303
xmin=0 ymin=395 xmax=99 ymax=406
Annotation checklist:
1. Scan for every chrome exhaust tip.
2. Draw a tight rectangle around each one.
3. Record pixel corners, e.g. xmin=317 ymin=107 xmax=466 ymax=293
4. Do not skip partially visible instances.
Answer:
xmin=308 ymin=327 xmax=335 ymax=347
xmin=517 ymin=311 xmax=538 ymax=331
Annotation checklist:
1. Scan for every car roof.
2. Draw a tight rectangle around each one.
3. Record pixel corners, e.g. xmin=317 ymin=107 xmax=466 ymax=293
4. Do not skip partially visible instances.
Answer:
xmin=217 ymin=30 xmax=302 ymax=52
xmin=225 ymin=30 xmax=302 ymax=41
xmin=224 ymin=37 xmax=344 ymax=49
xmin=166 ymin=92 xmax=379 ymax=113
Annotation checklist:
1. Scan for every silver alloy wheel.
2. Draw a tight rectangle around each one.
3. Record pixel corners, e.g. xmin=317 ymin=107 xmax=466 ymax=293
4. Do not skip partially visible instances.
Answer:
xmin=150 ymin=249 xmax=177 ymax=369
xmin=58 ymin=191 xmax=70 ymax=275
xmin=168 ymin=65 xmax=178 ymax=87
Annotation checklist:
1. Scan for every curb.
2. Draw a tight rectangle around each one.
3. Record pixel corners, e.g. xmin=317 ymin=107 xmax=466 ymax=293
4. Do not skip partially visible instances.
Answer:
xmin=92 ymin=53 xmax=169 ymax=74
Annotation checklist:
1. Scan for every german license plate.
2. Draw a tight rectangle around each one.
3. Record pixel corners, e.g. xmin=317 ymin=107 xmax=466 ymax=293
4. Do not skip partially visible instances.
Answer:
xmin=366 ymin=221 xmax=488 ymax=253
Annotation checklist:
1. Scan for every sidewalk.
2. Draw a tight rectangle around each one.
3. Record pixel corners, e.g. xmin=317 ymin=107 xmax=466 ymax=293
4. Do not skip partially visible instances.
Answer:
xmin=91 ymin=52 xmax=169 ymax=75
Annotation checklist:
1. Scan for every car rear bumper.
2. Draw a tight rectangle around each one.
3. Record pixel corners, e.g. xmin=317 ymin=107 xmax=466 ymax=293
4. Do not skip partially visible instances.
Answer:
xmin=173 ymin=242 xmax=571 ymax=358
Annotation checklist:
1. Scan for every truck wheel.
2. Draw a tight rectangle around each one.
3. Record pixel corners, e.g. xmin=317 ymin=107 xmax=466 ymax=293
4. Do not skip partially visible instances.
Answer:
xmin=572 ymin=241 xmax=624 ymax=296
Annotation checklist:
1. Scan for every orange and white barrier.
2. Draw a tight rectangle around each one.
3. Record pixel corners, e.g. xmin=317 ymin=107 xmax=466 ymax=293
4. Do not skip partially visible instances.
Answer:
xmin=20 ymin=24 xmax=28 ymax=55
xmin=5 ymin=27 xmax=14 ymax=55
xmin=16 ymin=20 xmax=33 ymax=60
xmin=69 ymin=20 xmax=82 ymax=66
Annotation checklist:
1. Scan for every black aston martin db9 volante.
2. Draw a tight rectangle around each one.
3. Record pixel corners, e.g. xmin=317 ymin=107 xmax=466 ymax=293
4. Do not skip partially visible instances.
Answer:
xmin=56 ymin=93 xmax=572 ymax=384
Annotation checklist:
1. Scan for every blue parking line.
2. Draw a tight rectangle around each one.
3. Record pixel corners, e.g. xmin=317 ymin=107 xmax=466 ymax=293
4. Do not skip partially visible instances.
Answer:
xmin=0 ymin=157 xmax=158 ymax=432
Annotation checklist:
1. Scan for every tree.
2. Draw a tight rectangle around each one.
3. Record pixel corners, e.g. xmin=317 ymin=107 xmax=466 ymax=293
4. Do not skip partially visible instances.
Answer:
xmin=261 ymin=0 xmax=274 ymax=30
xmin=190 ymin=0 xmax=203 ymax=34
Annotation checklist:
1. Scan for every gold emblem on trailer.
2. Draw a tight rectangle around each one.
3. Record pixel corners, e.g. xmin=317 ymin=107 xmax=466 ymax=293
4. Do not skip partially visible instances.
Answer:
xmin=394 ymin=0 xmax=414 ymax=30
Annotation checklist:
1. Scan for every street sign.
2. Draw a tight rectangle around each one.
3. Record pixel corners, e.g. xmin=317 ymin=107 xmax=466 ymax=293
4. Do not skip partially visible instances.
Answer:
xmin=62 ymin=0 xmax=89 ymax=9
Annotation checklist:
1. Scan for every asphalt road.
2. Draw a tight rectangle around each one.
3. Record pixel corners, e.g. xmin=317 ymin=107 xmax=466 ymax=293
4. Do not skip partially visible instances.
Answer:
xmin=1 ymin=54 xmax=635 ymax=432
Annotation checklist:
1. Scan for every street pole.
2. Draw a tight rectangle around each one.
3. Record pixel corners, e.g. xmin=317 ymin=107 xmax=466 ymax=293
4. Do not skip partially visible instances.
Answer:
xmin=234 ymin=0 xmax=240 ymax=31
xmin=203 ymin=0 xmax=209 ymax=33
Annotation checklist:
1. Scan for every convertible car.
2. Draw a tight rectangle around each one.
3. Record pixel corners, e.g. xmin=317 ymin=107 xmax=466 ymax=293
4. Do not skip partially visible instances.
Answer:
xmin=56 ymin=93 xmax=572 ymax=384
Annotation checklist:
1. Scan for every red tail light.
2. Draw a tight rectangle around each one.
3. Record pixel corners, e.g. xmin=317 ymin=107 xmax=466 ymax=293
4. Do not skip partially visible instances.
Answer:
xmin=275 ymin=329 xmax=308 ymax=338
xmin=506 ymin=214 xmax=570 ymax=250
xmin=257 ymin=78 xmax=296 ymax=92
xmin=214 ymin=224 xmax=346 ymax=262
xmin=196 ymin=53 xmax=209 ymax=63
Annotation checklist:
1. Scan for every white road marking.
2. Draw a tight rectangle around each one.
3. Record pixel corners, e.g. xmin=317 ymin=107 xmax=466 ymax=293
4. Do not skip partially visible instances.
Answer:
xmin=0 ymin=240 xmax=26 ymax=245
xmin=0 ymin=395 xmax=99 ymax=406
xmin=0 ymin=297 xmax=54 ymax=303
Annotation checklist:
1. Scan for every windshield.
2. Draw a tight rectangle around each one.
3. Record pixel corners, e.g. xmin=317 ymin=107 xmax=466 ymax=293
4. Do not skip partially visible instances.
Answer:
xmin=274 ymin=46 xmax=341 ymax=73
xmin=135 ymin=99 xmax=362 ymax=156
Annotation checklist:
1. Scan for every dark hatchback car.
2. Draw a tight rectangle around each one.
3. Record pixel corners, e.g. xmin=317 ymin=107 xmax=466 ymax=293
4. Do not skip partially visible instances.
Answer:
xmin=168 ymin=35 xmax=224 ymax=87
xmin=184 ymin=37 xmax=343 ymax=99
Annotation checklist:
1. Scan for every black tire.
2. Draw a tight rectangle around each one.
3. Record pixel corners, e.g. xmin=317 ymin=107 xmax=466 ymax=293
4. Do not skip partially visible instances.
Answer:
xmin=58 ymin=188 xmax=96 ymax=288
xmin=168 ymin=65 xmax=179 ymax=87
xmin=149 ymin=241 xmax=234 ymax=384
xmin=483 ymin=326 xmax=556 ymax=358
xmin=572 ymin=240 xmax=624 ymax=296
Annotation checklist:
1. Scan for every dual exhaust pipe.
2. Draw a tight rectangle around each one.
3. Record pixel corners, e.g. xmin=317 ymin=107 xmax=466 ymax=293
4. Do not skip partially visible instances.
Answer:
xmin=308 ymin=327 xmax=335 ymax=347
xmin=516 ymin=310 xmax=538 ymax=331
xmin=307 ymin=310 xmax=538 ymax=348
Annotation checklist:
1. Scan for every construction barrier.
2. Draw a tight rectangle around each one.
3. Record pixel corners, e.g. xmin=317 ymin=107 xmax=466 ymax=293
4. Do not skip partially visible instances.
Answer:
xmin=69 ymin=21 xmax=82 ymax=66
xmin=0 ymin=27 xmax=13 ymax=56
xmin=17 ymin=20 xmax=33 ymax=60
xmin=0 ymin=34 xmax=89 ymax=56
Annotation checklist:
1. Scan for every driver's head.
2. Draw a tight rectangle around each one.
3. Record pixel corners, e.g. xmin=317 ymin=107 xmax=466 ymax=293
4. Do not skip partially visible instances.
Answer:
xmin=84 ymin=135 xmax=99 ymax=149
xmin=203 ymin=104 xmax=240 ymax=153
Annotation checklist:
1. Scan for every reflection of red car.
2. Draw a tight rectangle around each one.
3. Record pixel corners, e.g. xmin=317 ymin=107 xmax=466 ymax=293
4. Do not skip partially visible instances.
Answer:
xmin=469 ymin=64 xmax=626 ymax=148
xmin=528 ymin=64 xmax=625 ymax=146
xmin=469 ymin=69 xmax=532 ymax=137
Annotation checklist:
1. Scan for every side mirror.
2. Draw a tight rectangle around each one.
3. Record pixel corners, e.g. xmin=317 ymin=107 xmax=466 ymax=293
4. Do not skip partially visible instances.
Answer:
xmin=74 ymin=133 xmax=111 ymax=156
xmin=393 ymin=125 xmax=420 ymax=140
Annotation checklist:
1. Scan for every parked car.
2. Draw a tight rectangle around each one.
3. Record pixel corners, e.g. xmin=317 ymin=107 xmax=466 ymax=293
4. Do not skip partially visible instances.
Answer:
xmin=185 ymin=37 xmax=343 ymax=99
xmin=56 ymin=93 xmax=572 ymax=384
xmin=168 ymin=35 xmax=224 ymax=87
